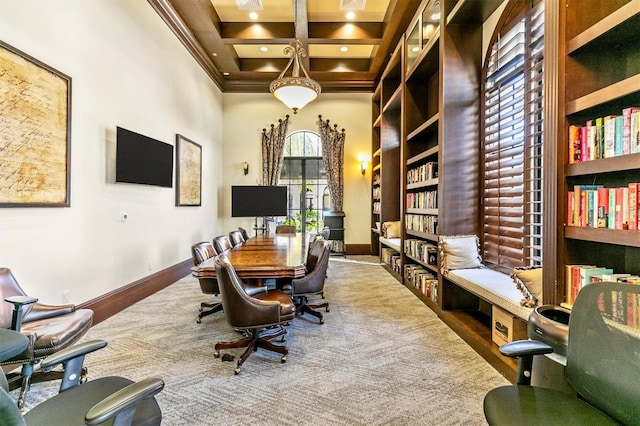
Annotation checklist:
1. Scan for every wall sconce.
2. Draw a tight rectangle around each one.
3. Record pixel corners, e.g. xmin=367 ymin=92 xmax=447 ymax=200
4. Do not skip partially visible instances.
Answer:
xmin=242 ymin=162 xmax=249 ymax=175
xmin=357 ymin=154 xmax=370 ymax=176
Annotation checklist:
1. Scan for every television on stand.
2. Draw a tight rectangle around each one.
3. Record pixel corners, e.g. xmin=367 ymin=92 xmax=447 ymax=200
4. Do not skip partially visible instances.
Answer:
xmin=231 ymin=186 xmax=288 ymax=235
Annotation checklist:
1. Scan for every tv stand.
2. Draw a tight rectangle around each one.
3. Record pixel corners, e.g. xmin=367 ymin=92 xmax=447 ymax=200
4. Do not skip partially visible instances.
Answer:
xmin=252 ymin=216 xmax=267 ymax=236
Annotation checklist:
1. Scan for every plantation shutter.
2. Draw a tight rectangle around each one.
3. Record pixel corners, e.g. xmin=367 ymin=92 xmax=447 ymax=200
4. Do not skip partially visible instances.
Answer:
xmin=483 ymin=2 xmax=544 ymax=272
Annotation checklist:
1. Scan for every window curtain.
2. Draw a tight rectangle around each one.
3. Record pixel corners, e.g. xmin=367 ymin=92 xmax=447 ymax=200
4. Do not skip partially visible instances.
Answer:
xmin=261 ymin=115 xmax=290 ymax=185
xmin=318 ymin=115 xmax=345 ymax=211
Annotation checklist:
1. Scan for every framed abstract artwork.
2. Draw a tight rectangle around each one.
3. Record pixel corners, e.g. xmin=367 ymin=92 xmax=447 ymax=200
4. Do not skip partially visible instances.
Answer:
xmin=175 ymin=134 xmax=202 ymax=206
xmin=0 ymin=40 xmax=72 ymax=207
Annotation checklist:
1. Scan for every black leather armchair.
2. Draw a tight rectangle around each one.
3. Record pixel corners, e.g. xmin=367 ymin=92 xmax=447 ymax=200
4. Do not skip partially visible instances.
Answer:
xmin=289 ymin=239 xmax=331 ymax=324
xmin=213 ymin=255 xmax=295 ymax=374
xmin=0 ymin=328 xmax=163 ymax=425
xmin=484 ymin=281 xmax=640 ymax=425
xmin=228 ymin=230 xmax=245 ymax=247
xmin=212 ymin=235 xmax=233 ymax=254
xmin=0 ymin=267 xmax=94 ymax=409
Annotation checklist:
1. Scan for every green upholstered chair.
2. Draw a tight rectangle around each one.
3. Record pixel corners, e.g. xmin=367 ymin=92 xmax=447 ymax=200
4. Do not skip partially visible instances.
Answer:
xmin=0 ymin=329 xmax=163 ymax=426
xmin=484 ymin=281 xmax=640 ymax=425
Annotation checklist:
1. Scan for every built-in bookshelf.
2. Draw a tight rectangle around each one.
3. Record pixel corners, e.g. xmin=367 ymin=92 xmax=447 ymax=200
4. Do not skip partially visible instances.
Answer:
xmin=559 ymin=0 xmax=640 ymax=304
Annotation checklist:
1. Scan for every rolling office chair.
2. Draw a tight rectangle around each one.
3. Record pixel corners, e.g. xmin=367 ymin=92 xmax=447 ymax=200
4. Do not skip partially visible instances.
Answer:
xmin=213 ymin=255 xmax=295 ymax=375
xmin=0 ymin=267 xmax=94 ymax=409
xmin=483 ymin=281 xmax=640 ymax=425
xmin=238 ymin=227 xmax=250 ymax=241
xmin=275 ymin=225 xmax=296 ymax=234
xmin=289 ymin=239 xmax=331 ymax=324
xmin=212 ymin=235 xmax=233 ymax=254
xmin=191 ymin=242 xmax=266 ymax=324
xmin=228 ymin=230 xmax=245 ymax=247
xmin=0 ymin=329 xmax=163 ymax=425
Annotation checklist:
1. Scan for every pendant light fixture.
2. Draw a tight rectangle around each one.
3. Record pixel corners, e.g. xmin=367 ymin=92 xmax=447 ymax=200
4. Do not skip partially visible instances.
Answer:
xmin=269 ymin=1 xmax=321 ymax=113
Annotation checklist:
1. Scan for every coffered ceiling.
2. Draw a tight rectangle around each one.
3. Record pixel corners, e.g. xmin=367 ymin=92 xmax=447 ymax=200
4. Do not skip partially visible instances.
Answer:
xmin=147 ymin=0 xmax=421 ymax=93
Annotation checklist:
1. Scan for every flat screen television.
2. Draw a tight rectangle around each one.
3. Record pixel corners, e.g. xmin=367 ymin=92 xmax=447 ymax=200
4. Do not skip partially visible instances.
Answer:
xmin=115 ymin=126 xmax=173 ymax=188
xmin=231 ymin=185 xmax=287 ymax=217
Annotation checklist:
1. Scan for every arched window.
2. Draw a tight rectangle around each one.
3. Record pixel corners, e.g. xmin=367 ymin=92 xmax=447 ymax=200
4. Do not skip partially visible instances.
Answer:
xmin=279 ymin=131 xmax=329 ymax=233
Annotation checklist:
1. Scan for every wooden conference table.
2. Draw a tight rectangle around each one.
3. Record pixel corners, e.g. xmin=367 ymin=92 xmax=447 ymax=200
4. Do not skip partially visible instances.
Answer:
xmin=192 ymin=233 xmax=309 ymax=281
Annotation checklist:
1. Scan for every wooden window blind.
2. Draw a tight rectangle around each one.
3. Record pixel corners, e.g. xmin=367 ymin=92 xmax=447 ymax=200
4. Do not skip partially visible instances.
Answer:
xmin=483 ymin=2 xmax=544 ymax=272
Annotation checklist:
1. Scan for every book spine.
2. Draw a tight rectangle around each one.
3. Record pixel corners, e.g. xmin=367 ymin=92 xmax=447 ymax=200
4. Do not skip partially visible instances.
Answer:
xmin=597 ymin=187 xmax=609 ymax=228
xmin=614 ymin=115 xmax=624 ymax=157
xmin=630 ymin=183 xmax=639 ymax=231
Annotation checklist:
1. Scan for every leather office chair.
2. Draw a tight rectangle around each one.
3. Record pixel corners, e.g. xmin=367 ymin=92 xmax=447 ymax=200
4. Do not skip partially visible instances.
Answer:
xmin=191 ymin=242 xmax=266 ymax=323
xmin=238 ymin=227 xmax=250 ymax=241
xmin=212 ymin=235 xmax=233 ymax=254
xmin=0 ymin=329 xmax=163 ymax=425
xmin=228 ymin=230 xmax=245 ymax=247
xmin=191 ymin=242 xmax=223 ymax=323
xmin=289 ymin=239 xmax=331 ymax=324
xmin=484 ymin=281 xmax=640 ymax=425
xmin=213 ymin=255 xmax=295 ymax=375
xmin=275 ymin=225 xmax=296 ymax=234
xmin=0 ymin=267 xmax=94 ymax=409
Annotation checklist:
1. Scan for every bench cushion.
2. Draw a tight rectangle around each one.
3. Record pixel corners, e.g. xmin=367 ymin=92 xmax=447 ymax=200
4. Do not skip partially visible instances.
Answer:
xmin=446 ymin=268 xmax=533 ymax=321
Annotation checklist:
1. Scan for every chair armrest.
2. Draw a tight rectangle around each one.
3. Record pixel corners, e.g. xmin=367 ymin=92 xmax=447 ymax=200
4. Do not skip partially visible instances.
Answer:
xmin=499 ymin=339 xmax=554 ymax=386
xmin=244 ymin=284 xmax=267 ymax=297
xmin=85 ymin=378 xmax=165 ymax=426
xmin=499 ymin=339 xmax=553 ymax=358
xmin=22 ymin=302 xmax=75 ymax=323
xmin=291 ymin=264 xmax=324 ymax=295
xmin=4 ymin=295 xmax=38 ymax=331
xmin=40 ymin=340 xmax=108 ymax=392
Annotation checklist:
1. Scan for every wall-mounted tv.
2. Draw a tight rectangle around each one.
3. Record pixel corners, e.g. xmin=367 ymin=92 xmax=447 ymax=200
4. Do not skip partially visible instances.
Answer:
xmin=231 ymin=185 xmax=287 ymax=217
xmin=115 ymin=126 xmax=173 ymax=188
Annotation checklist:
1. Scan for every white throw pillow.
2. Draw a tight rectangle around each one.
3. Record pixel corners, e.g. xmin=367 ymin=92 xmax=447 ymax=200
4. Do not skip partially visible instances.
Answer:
xmin=512 ymin=266 xmax=543 ymax=307
xmin=438 ymin=235 xmax=483 ymax=274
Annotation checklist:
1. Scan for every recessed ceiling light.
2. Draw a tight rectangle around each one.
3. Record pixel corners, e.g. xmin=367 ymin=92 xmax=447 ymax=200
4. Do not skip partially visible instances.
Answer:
xmin=212 ymin=52 xmax=218 ymax=57
xmin=346 ymin=11 xmax=355 ymax=20
xmin=260 ymin=46 xmax=268 ymax=52
xmin=431 ymin=12 xmax=441 ymax=20
xmin=223 ymin=72 xmax=230 ymax=76
xmin=411 ymin=47 xmax=419 ymax=52
xmin=340 ymin=46 xmax=348 ymax=52
xmin=249 ymin=12 xmax=258 ymax=20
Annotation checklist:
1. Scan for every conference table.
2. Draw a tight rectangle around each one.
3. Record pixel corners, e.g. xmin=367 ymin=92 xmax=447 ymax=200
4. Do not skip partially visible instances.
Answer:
xmin=192 ymin=233 xmax=309 ymax=281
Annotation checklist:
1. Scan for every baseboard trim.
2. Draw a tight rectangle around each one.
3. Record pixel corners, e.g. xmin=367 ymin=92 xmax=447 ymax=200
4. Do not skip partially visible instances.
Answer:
xmin=345 ymin=244 xmax=372 ymax=255
xmin=79 ymin=259 xmax=192 ymax=325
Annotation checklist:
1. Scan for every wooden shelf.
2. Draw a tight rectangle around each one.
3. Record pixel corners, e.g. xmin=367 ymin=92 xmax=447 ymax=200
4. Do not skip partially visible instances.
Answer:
xmin=406 ymin=208 xmax=438 ymax=215
xmin=407 ymin=115 xmax=439 ymax=143
xmin=565 ymin=226 xmax=640 ymax=247
xmin=565 ymin=153 xmax=640 ymax=176
xmin=407 ymin=179 xmax=438 ymax=190
xmin=566 ymin=73 xmax=640 ymax=115
xmin=383 ymin=86 xmax=403 ymax=112
xmin=406 ymin=229 xmax=438 ymax=241
xmin=567 ymin=0 xmax=640 ymax=54
xmin=405 ymin=253 xmax=438 ymax=274
xmin=446 ymin=0 xmax=503 ymax=26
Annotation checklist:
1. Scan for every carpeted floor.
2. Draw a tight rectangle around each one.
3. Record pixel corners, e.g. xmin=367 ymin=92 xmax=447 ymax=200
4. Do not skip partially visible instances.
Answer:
xmin=15 ymin=256 xmax=508 ymax=425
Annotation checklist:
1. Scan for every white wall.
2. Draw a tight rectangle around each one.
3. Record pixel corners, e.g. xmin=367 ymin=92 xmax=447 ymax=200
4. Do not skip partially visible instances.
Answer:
xmin=221 ymin=93 xmax=372 ymax=245
xmin=0 ymin=1 xmax=223 ymax=304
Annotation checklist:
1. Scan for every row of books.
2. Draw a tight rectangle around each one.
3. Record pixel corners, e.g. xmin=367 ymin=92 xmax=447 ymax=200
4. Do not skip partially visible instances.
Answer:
xmin=404 ymin=239 xmax=437 ymax=265
xmin=372 ymin=186 xmax=380 ymax=198
xmin=373 ymin=201 xmax=381 ymax=212
xmin=567 ymin=184 xmax=640 ymax=230
xmin=565 ymin=264 xmax=640 ymax=306
xmin=600 ymin=289 xmax=640 ymax=329
xmin=381 ymin=247 xmax=402 ymax=274
xmin=568 ymin=106 xmax=640 ymax=164
xmin=407 ymin=161 xmax=438 ymax=184
xmin=406 ymin=190 xmax=437 ymax=209
xmin=405 ymin=213 xmax=438 ymax=234
xmin=404 ymin=263 xmax=438 ymax=303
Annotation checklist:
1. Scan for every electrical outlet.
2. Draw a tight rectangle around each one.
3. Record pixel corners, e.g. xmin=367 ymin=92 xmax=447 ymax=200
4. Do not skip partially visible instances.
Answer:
xmin=119 ymin=212 xmax=128 ymax=222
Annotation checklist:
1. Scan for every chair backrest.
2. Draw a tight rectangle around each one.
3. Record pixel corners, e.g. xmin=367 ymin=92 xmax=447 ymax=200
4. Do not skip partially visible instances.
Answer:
xmin=213 ymin=256 xmax=280 ymax=329
xmin=238 ymin=227 xmax=250 ymax=240
xmin=306 ymin=238 xmax=328 ymax=272
xmin=0 ymin=268 xmax=31 ymax=330
xmin=566 ymin=282 xmax=640 ymax=425
xmin=319 ymin=226 xmax=330 ymax=240
xmin=213 ymin=235 xmax=233 ymax=254
xmin=275 ymin=225 xmax=296 ymax=234
xmin=191 ymin=242 xmax=217 ymax=266
xmin=292 ymin=240 xmax=330 ymax=295
xmin=228 ymin=230 xmax=245 ymax=247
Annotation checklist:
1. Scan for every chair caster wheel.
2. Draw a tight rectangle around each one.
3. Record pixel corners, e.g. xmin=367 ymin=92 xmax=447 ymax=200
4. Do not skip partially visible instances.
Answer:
xmin=326 ymin=307 xmax=330 ymax=312
xmin=199 ymin=307 xmax=204 ymax=312
xmin=214 ymin=351 xmax=220 ymax=358
xmin=234 ymin=367 xmax=241 ymax=375
xmin=281 ymin=355 xmax=287 ymax=363
xmin=320 ymin=319 xmax=324 ymax=324
xmin=196 ymin=318 xmax=202 ymax=324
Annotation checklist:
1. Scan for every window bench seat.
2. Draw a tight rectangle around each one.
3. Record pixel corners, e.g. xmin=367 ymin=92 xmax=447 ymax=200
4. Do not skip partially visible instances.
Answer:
xmin=379 ymin=237 xmax=401 ymax=252
xmin=445 ymin=268 xmax=532 ymax=321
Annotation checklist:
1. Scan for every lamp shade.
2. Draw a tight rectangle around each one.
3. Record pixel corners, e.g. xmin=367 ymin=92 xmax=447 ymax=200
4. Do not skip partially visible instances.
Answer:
xmin=271 ymin=78 xmax=320 ymax=113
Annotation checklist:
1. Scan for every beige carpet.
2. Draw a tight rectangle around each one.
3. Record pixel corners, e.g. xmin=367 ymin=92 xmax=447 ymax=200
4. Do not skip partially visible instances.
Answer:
xmin=16 ymin=256 xmax=508 ymax=425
